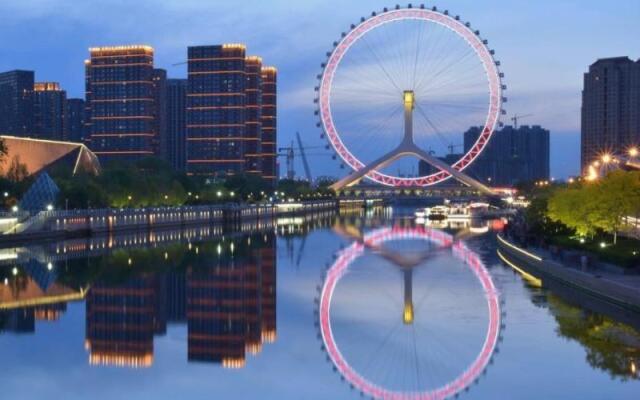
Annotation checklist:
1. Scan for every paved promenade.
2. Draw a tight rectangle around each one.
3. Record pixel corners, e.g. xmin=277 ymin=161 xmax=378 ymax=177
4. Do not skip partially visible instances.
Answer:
xmin=497 ymin=234 xmax=640 ymax=312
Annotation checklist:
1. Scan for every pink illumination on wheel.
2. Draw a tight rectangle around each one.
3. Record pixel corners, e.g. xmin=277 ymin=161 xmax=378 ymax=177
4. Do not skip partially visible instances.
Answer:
xmin=318 ymin=8 xmax=503 ymax=187
xmin=318 ymin=226 xmax=501 ymax=399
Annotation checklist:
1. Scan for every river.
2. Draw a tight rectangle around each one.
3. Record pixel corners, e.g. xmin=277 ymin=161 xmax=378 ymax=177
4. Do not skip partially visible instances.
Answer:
xmin=0 ymin=207 xmax=638 ymax=399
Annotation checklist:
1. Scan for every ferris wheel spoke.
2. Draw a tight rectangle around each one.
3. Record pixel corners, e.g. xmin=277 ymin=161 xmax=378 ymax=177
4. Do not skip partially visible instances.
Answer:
xmin=361 ymin=35 xmax=403 ymax=94
xmin=414 ymin=104 xmax=452 ymax=149
xmin=418 ymin=49 xmax=477 ymax=93
xmin=415 ymin=27 xmax=460 ymax=91
xmin=423 ymin=72 xmax=487 ymax=96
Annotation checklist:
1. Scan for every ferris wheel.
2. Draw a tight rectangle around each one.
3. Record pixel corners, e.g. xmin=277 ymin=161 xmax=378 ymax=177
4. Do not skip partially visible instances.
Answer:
xmin=315 ymin=5 xmax=505 ymax=188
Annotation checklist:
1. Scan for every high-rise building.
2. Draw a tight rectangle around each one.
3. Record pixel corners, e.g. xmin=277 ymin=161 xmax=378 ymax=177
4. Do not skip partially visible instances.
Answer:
xmin=84 ymin=60 xmax=93 ymax=146
xmin=581 ymin=57 xmax=640 ymax=171
xmin=66 ymin=98 xmax=87 ymax=143
xmin=0 ymin=70 xmax=34 ymax=136
xmin=464 ymin=125 xmax=550 ymax=186
xmin=244 ymin=56 xmax=263 ymax=176
xmin=260 ymin=67 xmax=277 ymax=184
xmin=33 ymin=82 xmax=67 ymax=141
xmin=152 ymin=68 xmax=167 ymax=159
xmin=418 ymin=153 xmax=463 ymax=177
xmin=166 ymin=79 xmax=188 ymax=170
xmin=86 ymin=45 xmax=157 ymax=163
xmin=186 ymin=44 xmax=247 ymax=177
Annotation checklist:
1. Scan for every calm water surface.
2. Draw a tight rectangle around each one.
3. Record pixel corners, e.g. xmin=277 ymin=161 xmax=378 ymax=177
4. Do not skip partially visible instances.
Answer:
xmin=0 ymin=208 xmax=639 ymax=399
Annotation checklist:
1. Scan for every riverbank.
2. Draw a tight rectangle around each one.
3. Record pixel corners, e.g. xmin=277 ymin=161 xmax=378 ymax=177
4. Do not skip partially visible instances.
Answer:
xmin=0 ymin=200 xmax=337 ymax=248
xmin=497 ymin=233 xmax=640 ymax=313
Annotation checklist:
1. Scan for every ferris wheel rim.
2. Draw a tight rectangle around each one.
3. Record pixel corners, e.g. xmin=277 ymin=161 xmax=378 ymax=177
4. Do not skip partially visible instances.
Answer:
xmin=318 ymin=7 xmax=503 ymax=187
xmin=318 ymin=226 xmax=501 ymax=399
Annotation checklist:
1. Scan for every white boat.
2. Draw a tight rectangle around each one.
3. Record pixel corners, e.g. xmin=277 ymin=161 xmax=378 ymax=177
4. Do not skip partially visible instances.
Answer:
xmin=414 ymin=202 xmax=491 ymax=221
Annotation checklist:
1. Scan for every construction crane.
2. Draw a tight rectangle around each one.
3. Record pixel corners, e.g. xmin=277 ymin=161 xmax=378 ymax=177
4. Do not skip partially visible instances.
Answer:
xmin=447 ymin=144 xmax=463 ymax=154
xmin=511 ymin=113 xmax=534 ymax=129
xmin=296 ymin=131 xmax=313 ymax=185
xmin=278 ymin=142 xmax=296 ymax=180
xmin=277 ymin=134 xmax=325 ymax=181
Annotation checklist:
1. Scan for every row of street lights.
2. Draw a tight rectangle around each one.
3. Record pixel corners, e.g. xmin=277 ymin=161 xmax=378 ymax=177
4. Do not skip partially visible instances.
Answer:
xmin=585 ymin=146 xmax=639 ymax=181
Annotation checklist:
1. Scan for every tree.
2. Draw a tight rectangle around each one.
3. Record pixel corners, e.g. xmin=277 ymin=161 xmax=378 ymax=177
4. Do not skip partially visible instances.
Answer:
xmin=590 ymin=170 xmax=639 ymax=244
xmin=547 ymin=185 xmax=597 ymax=238
xmin=5 ymin=155 xmax=29 ymax=183
xmin=0 ymin=138 xmax=8 ymax=166
xmin=546 ymin=171 xmax=640 ymax=244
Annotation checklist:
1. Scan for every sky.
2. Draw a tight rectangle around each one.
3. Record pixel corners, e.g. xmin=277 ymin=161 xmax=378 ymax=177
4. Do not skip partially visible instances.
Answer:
xmin=0 ymin=0 xmax=639 ymax=179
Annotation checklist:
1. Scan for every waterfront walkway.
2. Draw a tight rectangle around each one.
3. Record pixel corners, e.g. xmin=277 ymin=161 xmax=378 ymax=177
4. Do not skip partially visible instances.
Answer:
xmin=497 ymin=234 xmax=640 ymax=312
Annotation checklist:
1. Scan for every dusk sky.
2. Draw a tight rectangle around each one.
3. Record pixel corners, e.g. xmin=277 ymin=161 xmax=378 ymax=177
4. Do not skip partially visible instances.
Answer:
xmin=1 ymin=0 xmax=639 ymax=179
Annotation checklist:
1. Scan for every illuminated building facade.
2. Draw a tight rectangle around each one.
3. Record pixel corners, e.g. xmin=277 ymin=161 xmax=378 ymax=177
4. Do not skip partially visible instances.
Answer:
xmin=245 ymin=56 xmax=263 ymax=175
xmin=186 ymin=251 xmax=247 ymax=366
xmin=85 ymin=278 xmax=158 ymax=368
xmin=0 ymin=70 xmax=34 ymax=136
xmin=166 ymin=79 xmax=188 ymax=170
xmin=66 ymin=98 xmax=87 ymax=142
xmin=260 ymin=67 xmax=277 ymax=184
xmin=33 ymin=82 xmax=67 ymax=141
xmin=187 ymin=44 xmax=247 ymax=177
xmin=581 ymin=57 xmax=640 ymax=170
xmin=86 ymin=45 xmax=157 ymax=163
xmin=186 ymin=44 xmax=277 ymax=182
xmin=152 ymin=68 xmax=167 ymax=160
xmin=186 ymin=233 xmax=276 ymax=367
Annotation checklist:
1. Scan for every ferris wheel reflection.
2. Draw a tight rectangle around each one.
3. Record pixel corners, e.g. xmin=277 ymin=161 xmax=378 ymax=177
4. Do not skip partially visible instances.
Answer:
xmin=317 ymin=225 xmax=502 ymax=400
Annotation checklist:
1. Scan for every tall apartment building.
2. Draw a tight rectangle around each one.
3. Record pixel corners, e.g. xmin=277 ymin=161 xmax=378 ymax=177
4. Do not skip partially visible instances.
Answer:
xmin=244 ymin=56 xmax=263 ymax=175
xmin=166 ymin=79 xmax=188 ymax=170
xmin=33 ymin=82 xmax=67 ymax=141
xmin=66 ymin=98 xmax=87 ymax=143
xmin=85 ymin=45 xmax=157 ymax=163
xmin=0 ymin=70 xmax=34 ymax=136
xmin=186 ymin=44 xmax=277 ymax=182
xmin=186 ymin=44 xmax=247 ymax=177
xmin=581 ymin=57 xmax=640 ymax=170
xmin=152 ymin=68 xmax=167 ymax=159
xmin=463 ymin=125 xmax=550 ymax=186
xmin=260 ymin=67 xmax=277 ymax=184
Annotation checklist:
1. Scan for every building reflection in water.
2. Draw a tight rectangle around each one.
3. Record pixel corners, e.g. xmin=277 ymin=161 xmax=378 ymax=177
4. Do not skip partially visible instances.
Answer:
xmin=0 ymin=228 xmax=278 ymax=370
xmin=186 ymin=233 xmax=276 ymax=368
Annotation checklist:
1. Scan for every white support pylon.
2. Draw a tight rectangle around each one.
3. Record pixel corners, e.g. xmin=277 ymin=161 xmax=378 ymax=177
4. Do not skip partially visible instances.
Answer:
xmin=330 ymin=90 xmax=495 ymax=195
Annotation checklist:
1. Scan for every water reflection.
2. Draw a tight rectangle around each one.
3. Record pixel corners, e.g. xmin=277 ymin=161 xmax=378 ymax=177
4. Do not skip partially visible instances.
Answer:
xmin=548 ymin=294 xmax=640 ymax=380
xmin=0 ymin=209 xmax=638 ymax=399
xmin=318 ymin=225 xmax=501 ymax=399
xmin=0 ymin=212 xmax=340 ymax=371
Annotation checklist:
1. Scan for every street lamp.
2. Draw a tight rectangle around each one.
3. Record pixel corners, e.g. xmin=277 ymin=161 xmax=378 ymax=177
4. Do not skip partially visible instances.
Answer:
xmin=629 ymin=147 xmax=639 ymax=158
xmin=601 ymin=153 xmax=612 ymax=164
xmin=11 ymin=205 xmax=18 ymax=213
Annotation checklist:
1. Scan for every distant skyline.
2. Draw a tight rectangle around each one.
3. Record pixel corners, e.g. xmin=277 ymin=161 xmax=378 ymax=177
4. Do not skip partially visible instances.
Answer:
xmin=1 ymin=0 xmax=639 ymax=179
